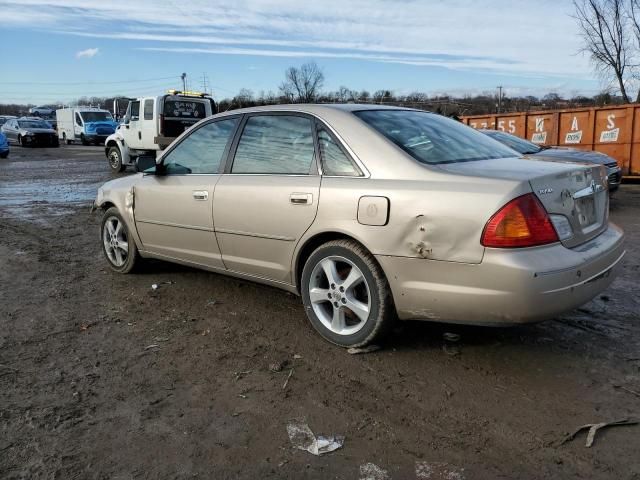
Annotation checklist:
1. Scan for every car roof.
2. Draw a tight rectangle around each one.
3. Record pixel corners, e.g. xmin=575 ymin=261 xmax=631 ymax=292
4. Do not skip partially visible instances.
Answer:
xmin=221 ymin=103 xmax=426 ymax=116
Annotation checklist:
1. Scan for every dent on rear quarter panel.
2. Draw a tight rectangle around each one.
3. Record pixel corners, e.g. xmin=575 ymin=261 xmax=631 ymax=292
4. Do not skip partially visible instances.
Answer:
xmin=309 ymin=176 xmax=528 ymax=264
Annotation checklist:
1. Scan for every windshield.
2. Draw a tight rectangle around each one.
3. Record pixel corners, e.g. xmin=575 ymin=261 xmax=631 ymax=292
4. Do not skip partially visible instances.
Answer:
xmin=80 ymin=111 xmax=113 ymax=122
xmin=18 ymin=120 xmax=51 ymax=129
xmin=483 ymin=130 xmax=542 ymax=154
xmin=354 ymin=110 xmax=518 ymax=165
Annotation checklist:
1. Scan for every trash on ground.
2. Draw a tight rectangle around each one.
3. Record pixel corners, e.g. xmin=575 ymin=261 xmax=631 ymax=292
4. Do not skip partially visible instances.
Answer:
xmin=293 ymin=354 xmax=303 ymax=359
xmin=347 ymin=345 xmax=381 ymax=355
xmin=559 ymin=418 xmax=638 ymax=447
xmin=286 ymin=422 xmax=344 ymax=456
xmin=443 ymin=332 xmax=461 ymax=342
xmin=200 ymin=329 xmax=211 ymax=336
xmin=151 ymin=284 xmax=158 ymax=290
xmin=207 ymin=299 xmax=220 ymax=306
xmin=359 ymin=462 xmax=390 ymax=480
xmin=144 ymin=344 xmax=159 ymax=350
xmin=416 ymin=461 xmax=465 ymax=479
xmin=269 ymin=361 xmax=286 ymax=372
xmin=282 ymin=368 xmax=294 ymax=390
xmin=234 ymin=370 xmax=251 ymax=381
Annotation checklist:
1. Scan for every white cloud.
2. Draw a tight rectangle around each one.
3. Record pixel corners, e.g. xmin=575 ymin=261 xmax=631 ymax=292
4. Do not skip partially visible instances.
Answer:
xmin=76 ymin=47 xmax=99 ymax=59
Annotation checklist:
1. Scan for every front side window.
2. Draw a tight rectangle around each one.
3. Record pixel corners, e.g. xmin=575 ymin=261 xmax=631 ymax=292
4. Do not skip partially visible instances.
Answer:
xmin=232 ymin=115 xmax=315 ymax=174
xmin=81 ymin=111 xmax=113 ymax=122
xmin=130 ymin=101 xmax=140 ymax=121
xmin=161 ymin=118 xmax=238 ymax=175
xmin=75 ymin=113 xmax=83 ymax=126
xmin=354 ymin=110 xmax=519 ymax=165
xmin=143 ymin=100 xmax=154 ymax=120
xmin=317 ymin=128 xmax=361 ymax=176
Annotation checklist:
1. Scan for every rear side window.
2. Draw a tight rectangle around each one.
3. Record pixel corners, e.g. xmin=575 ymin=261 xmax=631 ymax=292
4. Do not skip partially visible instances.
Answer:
xmin=162 ymin=118 xmax=238 ymax=175
xmin=317 ymin=128 xmax=361 ymax=176
xmin=231 ymin=115 xmax=315 ymax=174
xmin=143 ymin=100 xmax=154 ymax=120
xmin=164 ymin=100 xmax=206 ymax=119
xmin=354 ymin=110 xmax=518 ymax=165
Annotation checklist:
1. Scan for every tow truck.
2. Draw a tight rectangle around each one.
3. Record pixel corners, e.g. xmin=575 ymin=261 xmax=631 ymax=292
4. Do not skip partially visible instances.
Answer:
xmin=104 ymin=90 xmax=217 ymax=172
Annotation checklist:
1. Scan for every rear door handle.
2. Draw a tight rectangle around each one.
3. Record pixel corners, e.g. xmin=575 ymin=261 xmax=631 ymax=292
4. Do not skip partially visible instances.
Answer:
xmin=290 ymin=193 xmax=313 ymax=205
xmin=193 ymin=190 xmax=208 ymax=201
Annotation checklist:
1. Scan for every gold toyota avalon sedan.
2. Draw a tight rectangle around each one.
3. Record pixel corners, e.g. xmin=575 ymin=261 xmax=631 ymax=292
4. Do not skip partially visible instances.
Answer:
xmin=93 ymin=105 xmax=625 ymax=347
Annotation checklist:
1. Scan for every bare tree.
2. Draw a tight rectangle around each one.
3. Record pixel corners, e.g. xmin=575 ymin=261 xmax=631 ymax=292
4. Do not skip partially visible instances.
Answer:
xmin=574 ymin=0 xmax=635 ymax=102
xmin=630 ymin=0 xmax=640 ymax=100
xmin=279 ymin=62 xmax=324 ymax=103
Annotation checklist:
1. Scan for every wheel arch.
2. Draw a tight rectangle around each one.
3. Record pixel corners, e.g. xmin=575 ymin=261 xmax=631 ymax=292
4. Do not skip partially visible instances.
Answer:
xmin=294 ymin=231 xmax=378 ymax=294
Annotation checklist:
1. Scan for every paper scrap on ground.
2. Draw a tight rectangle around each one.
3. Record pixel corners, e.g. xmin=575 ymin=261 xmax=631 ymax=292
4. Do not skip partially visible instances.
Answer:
xmin=560 ymin=417 xmax=638 ymax=447
xmin=416 ymin=461 xmax=465 ymax=480
xmin=359 ymin=462 xmax=390 ymax=480
xmin=286 ymin=422 xmax=344 ymax=456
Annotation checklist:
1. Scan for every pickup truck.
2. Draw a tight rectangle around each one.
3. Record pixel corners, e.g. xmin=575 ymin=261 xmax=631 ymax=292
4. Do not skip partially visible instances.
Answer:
xmin=104 ymin=91 xmax=216 ymax=172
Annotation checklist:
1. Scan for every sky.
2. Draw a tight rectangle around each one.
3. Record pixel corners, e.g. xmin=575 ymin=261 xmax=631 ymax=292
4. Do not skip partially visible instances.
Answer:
xmin=0 ymin=0 xmax=605 ymax=105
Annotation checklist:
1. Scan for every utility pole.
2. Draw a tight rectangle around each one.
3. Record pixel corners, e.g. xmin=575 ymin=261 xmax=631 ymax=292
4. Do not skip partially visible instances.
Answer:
xmin=200 ymin=73 xmax=210 ymax=95
xmin=497 ymin=85 xmax=503 ymax=113
xmin=181 ymin=73 xmax=187 ymax=92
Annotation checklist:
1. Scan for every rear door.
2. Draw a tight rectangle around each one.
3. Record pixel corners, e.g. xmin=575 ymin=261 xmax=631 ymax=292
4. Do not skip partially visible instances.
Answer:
xmin=133 ymin=116 xmax=240 ymax=267
xmin=213 ymin=113 xmax=321 ymax=283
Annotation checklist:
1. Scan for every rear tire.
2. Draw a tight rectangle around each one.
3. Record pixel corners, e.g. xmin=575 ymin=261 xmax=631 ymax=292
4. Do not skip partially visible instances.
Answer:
xmin=100 ymin=207 xmax=139 ymax=274
xmin=301 ymin=239 xmax=395 ymax=347
xmin=63 ymin=132 xmax=72 ymax=145
xmin=107 ymin=146 xmax=126 ymax=173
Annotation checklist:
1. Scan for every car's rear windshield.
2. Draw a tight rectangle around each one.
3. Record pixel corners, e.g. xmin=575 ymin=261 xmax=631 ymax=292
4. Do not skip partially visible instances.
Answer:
xmin=483 ymin=130 xmax=542 ymax=155
xmin=164 ymin=99 xmax=207 ymax=119
xmin=81 ymin=111 xmax=113 ymax=122
xmin=18 ymin=120 xmax=50 ymax=129
xmin=354 ymin=110 xmax=519 ymax=165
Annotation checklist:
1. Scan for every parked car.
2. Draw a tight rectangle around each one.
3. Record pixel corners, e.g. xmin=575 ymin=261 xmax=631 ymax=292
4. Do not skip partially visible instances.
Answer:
xmin=0 ymin=131 xmax=9 ymax=158
xmin=93 ymin=105 xmax=624 ymax=347
xmin=29 ymin=106 xmax=56 ymax=117
xmin=0 ymin=115 xmax=17 ymax=127
xmin=1 ymin=117 xmax=59 ymax=147
xmin=480 ymin=129 xmax=622 ymax=191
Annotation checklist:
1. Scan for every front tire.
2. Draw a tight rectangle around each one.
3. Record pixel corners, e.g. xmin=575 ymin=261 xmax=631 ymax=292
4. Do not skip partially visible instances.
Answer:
xmin=81 ymin=133 xmax=89 ymax=146
xmin=301 ymin=239 xmax=395 ymax=347
xmin=100 ymin=207 xmax=139 ymax=273
xmin=19 ymin=135 xmax=27 ymax=147
xmin=107 ymin=146 xmax=126 ymax=173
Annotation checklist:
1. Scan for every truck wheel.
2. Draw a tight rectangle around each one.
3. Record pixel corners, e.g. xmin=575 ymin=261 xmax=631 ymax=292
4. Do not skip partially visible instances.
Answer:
xmin=107 ymin=146 xmax=126 ymax=173
xmin=81 ymin=134 xmax=89 ymax=146
xmin=63 ymin=132 xmax=71 ymax=145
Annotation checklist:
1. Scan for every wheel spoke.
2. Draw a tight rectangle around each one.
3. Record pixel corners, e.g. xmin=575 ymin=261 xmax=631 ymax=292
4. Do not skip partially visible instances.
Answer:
xmin=320 ymin=259 xmax=339 ymax=285
xmin=117 ymin=240 xmax=128 ymax=254
xmin=309 ymin=287 xmax=331 ymax=304
xmin=113 ymin=248 xmax=123 ymax=265
xmin=346 ymin=298 xmax=369 ymax=323
xmin=341 ymin=266 xmax=364 ymax=292
xmin=114 ymin=221 xmax=122 ymax=236
xmin=331 ymin=307 xmax=346 ymax=332
xmin=106 ymin=221 xmax=116 ymax=235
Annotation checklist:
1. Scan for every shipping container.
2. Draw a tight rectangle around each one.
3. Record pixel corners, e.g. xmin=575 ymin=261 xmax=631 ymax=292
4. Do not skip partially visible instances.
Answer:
xmin=462 ymin=104 xmax=640 ymax=176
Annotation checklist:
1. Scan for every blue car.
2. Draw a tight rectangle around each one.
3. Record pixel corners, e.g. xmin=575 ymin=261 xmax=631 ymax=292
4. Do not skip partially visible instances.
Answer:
xmin=0 ymin=131 xmax=9 ymax=158
xmin=481 ymin=129 xmax=622 ymax=192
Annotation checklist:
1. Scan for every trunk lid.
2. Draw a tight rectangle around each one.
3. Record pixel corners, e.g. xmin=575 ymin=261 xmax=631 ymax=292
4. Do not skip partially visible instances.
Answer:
xmin=437 ymin=156 xmax=609 ymax=248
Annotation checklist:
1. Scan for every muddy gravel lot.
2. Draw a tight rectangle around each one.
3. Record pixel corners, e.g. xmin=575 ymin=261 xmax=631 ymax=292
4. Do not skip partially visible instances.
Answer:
xmin=1 ymin=145 xmax=639 ymax=479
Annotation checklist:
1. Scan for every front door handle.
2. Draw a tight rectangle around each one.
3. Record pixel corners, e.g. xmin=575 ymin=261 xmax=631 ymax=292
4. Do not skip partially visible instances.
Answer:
xmin=192 ymin=190 xmax=208 ymax=201
xmin=138 ymin=131 xmax=142 ymax=140
xmin=290 ymin=193 xmax=313 ymax=205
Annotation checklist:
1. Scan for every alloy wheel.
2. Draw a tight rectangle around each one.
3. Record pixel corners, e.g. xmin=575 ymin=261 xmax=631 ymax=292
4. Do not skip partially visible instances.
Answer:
xmin=102 ymin=216 xmax=129 ymax=267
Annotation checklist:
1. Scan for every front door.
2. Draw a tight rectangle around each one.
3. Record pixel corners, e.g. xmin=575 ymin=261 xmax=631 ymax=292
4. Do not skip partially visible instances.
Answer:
xmin=133 ymin=117 xmax=239 ymax=268
xmin=124 ymin=100 xmax=142 ymax=149
xmin=213 ymin=113 xmax=320 ymax=283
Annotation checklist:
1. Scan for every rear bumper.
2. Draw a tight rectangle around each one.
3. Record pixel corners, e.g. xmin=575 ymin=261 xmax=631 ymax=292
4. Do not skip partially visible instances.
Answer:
xmin=376 ymin=222 xmax=625 ymax=325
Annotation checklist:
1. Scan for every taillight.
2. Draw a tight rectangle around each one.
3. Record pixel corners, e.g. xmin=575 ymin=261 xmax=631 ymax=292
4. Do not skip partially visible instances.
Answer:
xmin=481 ymin=193 xmax=559 ymax=248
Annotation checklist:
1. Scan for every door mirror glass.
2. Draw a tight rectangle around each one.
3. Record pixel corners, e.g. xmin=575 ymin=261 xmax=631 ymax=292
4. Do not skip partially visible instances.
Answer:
xmin=136 ymin=155 xmax=157 ymax=173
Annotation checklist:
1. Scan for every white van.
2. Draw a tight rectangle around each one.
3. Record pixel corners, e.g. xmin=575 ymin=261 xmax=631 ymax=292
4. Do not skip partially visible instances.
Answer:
xmin=56 ymin=107 xmax=118 ymax=145
xmin=104 ymin=91 xmax=216 ymax=172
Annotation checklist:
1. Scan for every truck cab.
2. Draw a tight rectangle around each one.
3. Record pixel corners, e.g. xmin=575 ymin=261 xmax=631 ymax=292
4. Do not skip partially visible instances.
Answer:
xmin=104 ymin=91 xmax=216 ymax=172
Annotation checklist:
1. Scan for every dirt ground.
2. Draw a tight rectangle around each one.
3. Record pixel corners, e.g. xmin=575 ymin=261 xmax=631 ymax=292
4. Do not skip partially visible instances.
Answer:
xmin=1 ymin=145 xmax=639 ymax=480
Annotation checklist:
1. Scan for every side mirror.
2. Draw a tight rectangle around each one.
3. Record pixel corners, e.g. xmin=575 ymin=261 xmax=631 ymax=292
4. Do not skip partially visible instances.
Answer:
xmin=136 ymin=155 xmax=157 ymax=173
xmin=123 ymin=115 xmax=130 ymax=125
